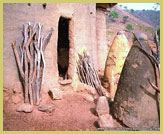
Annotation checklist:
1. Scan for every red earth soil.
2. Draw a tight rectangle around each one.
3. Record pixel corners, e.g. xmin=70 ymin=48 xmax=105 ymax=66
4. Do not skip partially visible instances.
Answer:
xmin=3 ymin=92 xmax=121 ymax=131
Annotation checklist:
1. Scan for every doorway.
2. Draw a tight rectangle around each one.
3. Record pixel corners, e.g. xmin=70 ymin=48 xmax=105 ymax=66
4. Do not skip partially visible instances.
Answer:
xmin=57 ymin=17 xmax=70 ymax=80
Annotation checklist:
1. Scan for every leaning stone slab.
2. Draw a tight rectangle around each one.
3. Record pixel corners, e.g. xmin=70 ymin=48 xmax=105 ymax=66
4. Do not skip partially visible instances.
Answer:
xmin=96 ymin=96 xmax=110 ymax=116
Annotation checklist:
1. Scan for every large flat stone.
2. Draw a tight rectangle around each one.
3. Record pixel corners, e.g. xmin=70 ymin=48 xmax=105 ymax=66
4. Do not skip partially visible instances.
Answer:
xmin=38 ymin=104 xmax=55 ymax=113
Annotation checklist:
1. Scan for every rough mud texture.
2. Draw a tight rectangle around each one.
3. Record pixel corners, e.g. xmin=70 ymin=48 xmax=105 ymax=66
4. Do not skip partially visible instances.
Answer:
xmin=111 ymin=39 xmax=159 ymax=127
xmin=3 ymin=3 xmax=102 ymax=92
xmin=4 ymin=92 xmax=97 ymax=131
xmin=4 ymin=90 xmax=121 ymax=131
xmin=96 ymin=8 xmax=108 ymax=71
xmin=3 ymin=4 xmax=113 ymax=130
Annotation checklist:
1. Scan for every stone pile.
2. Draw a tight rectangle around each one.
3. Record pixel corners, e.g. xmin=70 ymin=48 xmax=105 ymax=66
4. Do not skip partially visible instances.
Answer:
xmin=95 ymin=96 xmax=114 ymax=128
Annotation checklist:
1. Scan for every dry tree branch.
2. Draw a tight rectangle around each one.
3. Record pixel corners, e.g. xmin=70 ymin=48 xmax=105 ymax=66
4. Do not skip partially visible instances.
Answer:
xmin=24 ymin=51 xmax=29 ymax=103
xmin=148 ymin=78 xmax=160 ymax=93
xmin=12 ymin=22 xmax=53 ymax=106
xmin=43 ymin=28 xmax=54 ymax=51
xmin=155 ymin=30 xmax=160 ymax=63
xmin=12 ymin=41 xmax=25 ymax=79
xmin=40 ymin=36 xmax=45 ymax=84
xmin=28 ymin=41 xmax=34 ymax=105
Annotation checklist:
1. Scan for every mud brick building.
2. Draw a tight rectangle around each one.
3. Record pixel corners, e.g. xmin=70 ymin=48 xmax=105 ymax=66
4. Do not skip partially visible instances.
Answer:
xmin=3 ymin=3 xmax=115 ymax=92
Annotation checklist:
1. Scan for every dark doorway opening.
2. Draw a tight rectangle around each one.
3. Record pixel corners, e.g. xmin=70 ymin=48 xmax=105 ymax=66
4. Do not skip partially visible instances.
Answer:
xmin=57 ymin=17 xmax=70 ymax=80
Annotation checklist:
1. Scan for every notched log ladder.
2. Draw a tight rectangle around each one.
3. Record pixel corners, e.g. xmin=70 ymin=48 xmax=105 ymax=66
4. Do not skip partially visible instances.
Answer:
xmin=12 ymin=22 xmax=53 ymax=105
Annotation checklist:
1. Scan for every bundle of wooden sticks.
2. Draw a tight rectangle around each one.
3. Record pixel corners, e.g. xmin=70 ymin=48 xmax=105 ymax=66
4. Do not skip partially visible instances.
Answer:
xmin=12 ymin=22 xmax=53 ymax=105
xmin=76 ymin=51 xmax=105 ymax=96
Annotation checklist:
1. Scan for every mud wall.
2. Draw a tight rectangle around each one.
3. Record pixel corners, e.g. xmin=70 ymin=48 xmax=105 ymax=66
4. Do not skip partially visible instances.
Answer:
xmin=96 ymin=8 xmax=108 ymax=72
xmin=3 ymin=3 xmax=98 ymax=92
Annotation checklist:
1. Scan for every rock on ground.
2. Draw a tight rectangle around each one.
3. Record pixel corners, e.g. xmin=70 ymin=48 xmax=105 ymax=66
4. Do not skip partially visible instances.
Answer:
xmin=95 ymin=96 xmax=110 ymax=116
xmin=98 ymin=114 xmax=114 ymax=128
xmin=58 ymin=79 xmax=72 ymax=85
xmin=17 ymin=103 xmax=33 ymax=113
xmin=38 ymin=104 xmax=55 ymax=113
xmin=48 ymin=88 xmax=63 ymax=100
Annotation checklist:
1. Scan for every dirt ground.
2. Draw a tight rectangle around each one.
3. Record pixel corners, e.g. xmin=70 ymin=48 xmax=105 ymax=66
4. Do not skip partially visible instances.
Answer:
xmin=3 ymin=90 xmax=121 ymax=131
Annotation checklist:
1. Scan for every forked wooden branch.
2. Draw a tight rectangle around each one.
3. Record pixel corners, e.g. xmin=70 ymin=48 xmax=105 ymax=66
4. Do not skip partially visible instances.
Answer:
xmin=12 ymin=22 xmax=53 ymax=106
xmin=43 ymin=28 xmax=54 ymax=51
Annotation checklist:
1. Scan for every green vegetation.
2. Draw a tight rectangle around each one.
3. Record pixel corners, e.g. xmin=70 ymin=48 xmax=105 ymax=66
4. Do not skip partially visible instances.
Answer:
xmin=123 ymin=16 xmax=129 ymax=24
xmin=154 ymin=27 xmax=160 ymax=44
xmin=106 ymin=30 xmax=112 ymax=36
xmin=128 ymin=9 xmax=160 ymax=28
xmin=126 ymin=24 xmax=133 ymax=30
xmin=134 ymin=24 xmax=154 ymax=34
xmin=144 ymin=27 xmax=154 ymax=34
xmin=130 ymin=9 xmax=134 ymax=13
xmin=108 ymin=10 xmax=119 ymax=22
xmin=157 ymin=27 xmax=160 ymax=41
xmin=153 ymin=3 xmax=160 ymax=10
xmin=124 ymin=6 xmax=128 ymax=10
xmin=132 ymin=36 xmax=136 ymax=42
